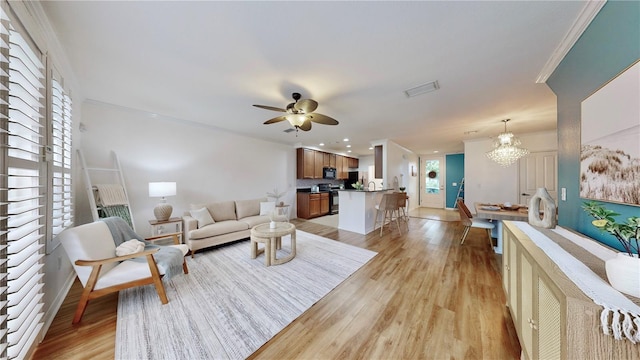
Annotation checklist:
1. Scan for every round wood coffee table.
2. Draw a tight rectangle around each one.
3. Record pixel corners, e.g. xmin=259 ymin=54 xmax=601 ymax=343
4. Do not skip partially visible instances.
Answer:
xmin=250 ymin=222 xmax=296 ymax=266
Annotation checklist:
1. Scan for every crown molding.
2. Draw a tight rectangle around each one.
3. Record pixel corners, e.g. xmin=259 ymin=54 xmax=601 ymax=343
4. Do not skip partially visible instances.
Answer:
xmin=536 ymin=0 xmax=607 ymax=84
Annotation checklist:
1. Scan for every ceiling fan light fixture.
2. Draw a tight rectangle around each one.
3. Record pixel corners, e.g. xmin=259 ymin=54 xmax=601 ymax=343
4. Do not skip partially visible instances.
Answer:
xmin=404 ymin=80 xmax=440 ymax=98
xmin=486 ymin=119 xmax=529 ymax=167
xmin=286 ymin=114 xmax=307 ymax=127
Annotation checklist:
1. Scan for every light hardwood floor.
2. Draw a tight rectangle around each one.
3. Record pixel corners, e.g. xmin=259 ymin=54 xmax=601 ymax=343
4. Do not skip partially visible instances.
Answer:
xmin=32 ymin=210 xmax=520 ymax=359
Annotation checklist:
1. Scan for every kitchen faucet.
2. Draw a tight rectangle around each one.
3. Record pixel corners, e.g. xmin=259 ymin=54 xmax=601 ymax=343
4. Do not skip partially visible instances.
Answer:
xmin=368 ymin=181 xmax=376 ymax=191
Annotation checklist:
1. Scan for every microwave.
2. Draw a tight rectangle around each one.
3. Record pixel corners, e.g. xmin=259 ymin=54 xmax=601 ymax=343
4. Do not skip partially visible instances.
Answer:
xmin=323 ymin=167 xmax=336 ymax=179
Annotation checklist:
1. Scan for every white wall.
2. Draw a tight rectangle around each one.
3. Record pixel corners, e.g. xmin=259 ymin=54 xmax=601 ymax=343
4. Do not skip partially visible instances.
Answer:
xmin=376 ymin=140 xmax=419 ymax=211
xmin=463 ymin=130 xmax=557 ymax=211
xmin=77 ymin=101 xmax=298 ymax=235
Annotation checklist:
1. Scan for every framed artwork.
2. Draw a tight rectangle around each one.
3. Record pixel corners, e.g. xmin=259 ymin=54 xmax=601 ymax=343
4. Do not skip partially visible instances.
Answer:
xmin=580 ymin=59 xmax=640 ymax=206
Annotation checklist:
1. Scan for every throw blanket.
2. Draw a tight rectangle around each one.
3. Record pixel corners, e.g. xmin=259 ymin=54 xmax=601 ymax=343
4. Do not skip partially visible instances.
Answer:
xmin=513 ymin=222 xmax=640 ymax=343
xmin=100 ymin=205 xmax=134 ymax=229
xmin=95 ymin=184 xmax=129 ymax=206
xmin=101 ymin=217 xmax=183 ymax=281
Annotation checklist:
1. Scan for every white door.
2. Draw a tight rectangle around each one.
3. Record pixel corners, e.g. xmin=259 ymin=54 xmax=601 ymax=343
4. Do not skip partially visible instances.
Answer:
xmin=519 ymin=151 xmax=558 ymax=205
xmin=420 ymin=155 xmax=445 ymax=208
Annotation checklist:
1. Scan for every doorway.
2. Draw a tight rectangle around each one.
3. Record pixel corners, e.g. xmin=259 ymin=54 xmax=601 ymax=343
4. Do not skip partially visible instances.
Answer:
xmin=419 ymin=155 xmax=445 ymax=208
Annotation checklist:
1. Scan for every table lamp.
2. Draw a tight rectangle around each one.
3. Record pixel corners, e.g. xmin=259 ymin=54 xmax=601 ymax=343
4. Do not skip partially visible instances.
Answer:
xmin=149 ymin=182 xmax=176 ymax=221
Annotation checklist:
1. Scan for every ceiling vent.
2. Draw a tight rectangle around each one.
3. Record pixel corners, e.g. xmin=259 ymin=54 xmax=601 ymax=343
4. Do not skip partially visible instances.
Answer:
xmin=404 ymin=80 xmax=440 ymax=98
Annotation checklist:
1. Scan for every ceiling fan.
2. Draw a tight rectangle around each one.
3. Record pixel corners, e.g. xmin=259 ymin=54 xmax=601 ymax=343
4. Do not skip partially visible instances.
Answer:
xmin=253 ymin=92 xmax=339 ymax=132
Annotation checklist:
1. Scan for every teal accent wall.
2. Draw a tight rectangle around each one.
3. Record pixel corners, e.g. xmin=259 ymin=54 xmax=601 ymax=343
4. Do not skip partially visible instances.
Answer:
xmin=446 ymin=153 xmax=464 ymax=208
xmin=546 ymin=1 xmax=640 ymax=251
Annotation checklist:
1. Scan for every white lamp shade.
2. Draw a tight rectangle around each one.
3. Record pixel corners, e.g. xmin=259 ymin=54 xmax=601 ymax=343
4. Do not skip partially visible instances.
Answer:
xmin=149 ymin=182 xmax=176 ymax=197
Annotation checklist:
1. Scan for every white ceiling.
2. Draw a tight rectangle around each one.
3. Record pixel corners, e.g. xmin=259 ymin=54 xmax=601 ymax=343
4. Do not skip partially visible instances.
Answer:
xmin=41 ymin=1 xmax=589 ymax=156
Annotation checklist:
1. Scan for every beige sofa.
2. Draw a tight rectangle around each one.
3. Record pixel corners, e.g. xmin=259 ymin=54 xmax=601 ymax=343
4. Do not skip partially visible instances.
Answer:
xmin=182 ymin=198 xmax=272 ymax=257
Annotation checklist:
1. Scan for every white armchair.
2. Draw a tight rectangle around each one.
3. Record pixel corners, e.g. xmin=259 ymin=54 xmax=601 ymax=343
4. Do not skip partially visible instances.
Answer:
xmin=58 ymin=220 xmax=189 ymax=324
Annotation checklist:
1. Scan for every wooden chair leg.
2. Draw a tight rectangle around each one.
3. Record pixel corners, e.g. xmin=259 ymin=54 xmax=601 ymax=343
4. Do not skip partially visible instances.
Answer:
xmin=460 ymin=226 xmax=470 ymax=245
xmin=373 ymin=208 xmax=381 ymax=233
xmin=73 ymin=265 xmax=102 ymax=324
xmin=182 ymin=259 xmax=189 ymax=274
xmin=146 ymin=254 xmax=168 ymax=304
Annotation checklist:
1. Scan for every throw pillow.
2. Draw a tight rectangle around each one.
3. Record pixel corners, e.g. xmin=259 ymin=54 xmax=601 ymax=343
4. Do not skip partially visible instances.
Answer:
xmin=260 ymin=201 xmax=276 ymax=216
xmin=191 ymin=207 xmax=215 ymax=228
xmin=115 ymin=239 xmax=146 ymax=257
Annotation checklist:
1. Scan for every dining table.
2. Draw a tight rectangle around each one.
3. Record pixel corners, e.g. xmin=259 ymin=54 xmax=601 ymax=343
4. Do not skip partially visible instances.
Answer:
xmin=474 ymin=202 xmax=529 ymax=254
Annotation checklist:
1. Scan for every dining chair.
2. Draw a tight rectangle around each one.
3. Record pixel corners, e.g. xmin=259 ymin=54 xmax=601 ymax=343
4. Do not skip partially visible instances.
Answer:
xmin=456 ymin=198 xmax=495 ymax=247
xmin=374 ymin=192 xmax=403 ymax=236
xmin=396 ymin=192 xmax=409 ymax=222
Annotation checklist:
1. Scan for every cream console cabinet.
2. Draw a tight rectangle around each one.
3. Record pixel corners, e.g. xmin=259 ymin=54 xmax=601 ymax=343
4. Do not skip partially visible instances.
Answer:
xmin=502 ymin=221 xmax=640 ymax=360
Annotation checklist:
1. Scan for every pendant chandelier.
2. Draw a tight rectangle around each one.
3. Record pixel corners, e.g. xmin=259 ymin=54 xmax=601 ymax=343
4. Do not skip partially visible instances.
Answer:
xmin=486 ymin=119 xmax=529 ymax=167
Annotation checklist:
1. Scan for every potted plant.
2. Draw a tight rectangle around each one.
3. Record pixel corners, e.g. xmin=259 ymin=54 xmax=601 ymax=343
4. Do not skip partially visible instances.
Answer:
xmin=583 ymin=201 xmax=640 ymax=297
xmin=352 ymin=181 xmax=364 ymax=191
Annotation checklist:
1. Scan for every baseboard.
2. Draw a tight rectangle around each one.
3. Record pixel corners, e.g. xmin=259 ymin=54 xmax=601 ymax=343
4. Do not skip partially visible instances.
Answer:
xmin=39 ymin=272 xmax=77 ymax=342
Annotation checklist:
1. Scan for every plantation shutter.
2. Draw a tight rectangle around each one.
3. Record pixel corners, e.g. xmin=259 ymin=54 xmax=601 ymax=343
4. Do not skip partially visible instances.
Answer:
xmin=0 ymin=4 xmax=46 ymax=359
xmin=50 ymin=74 xmax=72 ymax=244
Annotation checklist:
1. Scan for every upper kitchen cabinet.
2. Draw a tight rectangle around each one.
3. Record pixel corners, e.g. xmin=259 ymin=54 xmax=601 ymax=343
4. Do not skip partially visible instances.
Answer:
xmin=297 ymin=148 xmax=315 ymax=179
xmin=297 ymin=147 xmax=358 ymax=180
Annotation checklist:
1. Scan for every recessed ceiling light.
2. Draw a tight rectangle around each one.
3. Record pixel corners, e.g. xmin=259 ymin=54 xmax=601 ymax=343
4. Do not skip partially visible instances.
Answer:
xmin=319 ymin=143 xmax=325 ymax=146
xmin=434 ymin=150 xmax=439 ymax=153
xmin=404 ymin=80 xmax=440 ymax=98
xmin=369 ymin=146 xmax=373 ymax=150
xmin=347 ymin=150 xmax=352 ymax=153
xmin=343 ymin=138 xmax=349 ymax=142
xmin=346 ymin=145 xmax=351 ymax=148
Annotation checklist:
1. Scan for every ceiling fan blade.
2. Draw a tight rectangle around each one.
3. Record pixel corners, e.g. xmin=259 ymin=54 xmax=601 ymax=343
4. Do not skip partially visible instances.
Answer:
xmin=298 ymin=120 xmax=312 ymax=131
xmin=263 ymin=115 xmax=288 ymax=124
xmin=253 ymin=104 xmax=286 ymax=112
xmin=308 ymin=113 xmax=339 ymax=125
xmin=294 ymin=99 xmax=318 ymax=113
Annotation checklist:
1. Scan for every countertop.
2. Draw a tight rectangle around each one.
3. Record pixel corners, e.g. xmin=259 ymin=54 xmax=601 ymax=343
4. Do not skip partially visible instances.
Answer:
xmin=338 ymin=188 xmax=395 ymax=192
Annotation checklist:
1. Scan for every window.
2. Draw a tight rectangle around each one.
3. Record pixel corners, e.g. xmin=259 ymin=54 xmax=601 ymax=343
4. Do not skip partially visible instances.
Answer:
xmin=49 ymin=74 xmax=73 ymax=248
xmin=0 ymin=3 xmax=73 ymax=358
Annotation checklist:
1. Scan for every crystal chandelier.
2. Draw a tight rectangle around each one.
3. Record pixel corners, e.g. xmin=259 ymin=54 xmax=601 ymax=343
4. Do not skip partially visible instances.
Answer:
xmin=486 ymin=119 xmax=529 ymax=167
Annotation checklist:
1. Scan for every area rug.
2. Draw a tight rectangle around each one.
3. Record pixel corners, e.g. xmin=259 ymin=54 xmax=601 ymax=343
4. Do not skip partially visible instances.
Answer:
xmin=115 ymin=230 xmax=377 ymax=359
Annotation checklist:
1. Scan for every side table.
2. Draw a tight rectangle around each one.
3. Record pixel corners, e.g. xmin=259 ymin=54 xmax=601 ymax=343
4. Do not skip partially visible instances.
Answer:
xmin=149 ymin=217 xmax=183 ymax=244
xmin=275 ymin=204 xmax=290 ymax=222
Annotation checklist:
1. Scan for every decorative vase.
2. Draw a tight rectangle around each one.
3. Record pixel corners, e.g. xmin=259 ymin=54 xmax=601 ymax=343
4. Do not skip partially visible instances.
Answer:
xmin=528 ymin=187 xmax=556 ymax=229
xmin=605 ymin=253 xmax=640 ymax=298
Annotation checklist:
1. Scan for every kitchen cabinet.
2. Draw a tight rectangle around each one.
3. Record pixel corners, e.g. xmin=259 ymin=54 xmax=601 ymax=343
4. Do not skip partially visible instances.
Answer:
xmin=374 ymin=145 xmax=382 ymax=179
xmin=320 ymin=192 xmax=329 ymax=214
xmin=323 ymin=152 xmax=332 ymax=167
xmin=296 ymin=147 xmax=357 ymax=180
xmin=336 ymin=155 xmax=344 ymax=179
xmin=297 ymin=148 xmax=315 ymax=179
xmin=502 ymin=221 xmax=640 ymax=360
xmin=314 ymin=151 xmax=324 ymax=179
xmin=297 ymin=192 xmax=330 ymax=219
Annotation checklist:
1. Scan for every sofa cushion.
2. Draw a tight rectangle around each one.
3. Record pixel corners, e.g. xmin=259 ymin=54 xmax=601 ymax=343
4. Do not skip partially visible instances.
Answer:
xmin=259 ymin=201 xmax=276 ymax=216
xmin=241 ymin=215 xmax=271 ymax=228
xmin=236 ymin=198 xmax=264 ymax=219
xmin=190 ymin=207 xmax=215 ymax=228
xmin=190 ymin=201 xmax=237 ymax=222
xmin=189 ymin=220 xmax=249 ymax=240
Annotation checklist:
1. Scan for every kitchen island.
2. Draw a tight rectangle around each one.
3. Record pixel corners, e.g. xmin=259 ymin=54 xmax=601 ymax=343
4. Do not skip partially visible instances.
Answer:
xmin=338 ymin=189 xmax=391 ymax=235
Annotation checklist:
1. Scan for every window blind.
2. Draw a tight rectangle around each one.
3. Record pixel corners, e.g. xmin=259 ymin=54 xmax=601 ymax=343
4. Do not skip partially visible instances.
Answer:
xmin=1 ymin=4 xmax=46 ymax=359
xmin=50 ymin=76 xmax=72 ymax=244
